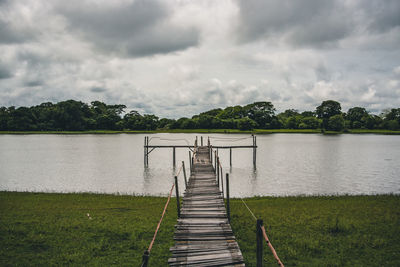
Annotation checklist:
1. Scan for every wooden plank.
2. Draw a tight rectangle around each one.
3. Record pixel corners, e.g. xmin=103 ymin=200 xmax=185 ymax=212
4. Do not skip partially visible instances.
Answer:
xmin=168 ymin=146 xmax=243 ymax=266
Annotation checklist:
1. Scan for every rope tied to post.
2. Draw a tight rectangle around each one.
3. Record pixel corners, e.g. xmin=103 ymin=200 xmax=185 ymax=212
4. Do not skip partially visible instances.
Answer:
xmin=240 ymin=198 xmax=284 ymax=267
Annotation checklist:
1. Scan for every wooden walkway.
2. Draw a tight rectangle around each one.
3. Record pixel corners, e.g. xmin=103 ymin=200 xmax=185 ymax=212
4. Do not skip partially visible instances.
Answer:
xmin=168 ymin=146 xmax=244 ymax=266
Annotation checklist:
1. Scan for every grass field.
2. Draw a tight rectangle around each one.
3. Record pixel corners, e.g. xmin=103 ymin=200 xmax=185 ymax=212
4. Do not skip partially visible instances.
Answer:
xmin=1 ymin=129 xmax=400 ymax=135
xmin=1 ymin=192 xmax=399 ymax=266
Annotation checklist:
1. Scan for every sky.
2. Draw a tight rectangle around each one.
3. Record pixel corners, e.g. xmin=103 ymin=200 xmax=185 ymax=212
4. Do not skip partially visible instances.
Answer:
xmin=0 ymin=0 xmax=400 ymax=118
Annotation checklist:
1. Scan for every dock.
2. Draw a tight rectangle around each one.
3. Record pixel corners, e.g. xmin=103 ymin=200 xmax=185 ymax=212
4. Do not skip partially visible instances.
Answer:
xmin=168 ymin=146 xmax=244 ymax=266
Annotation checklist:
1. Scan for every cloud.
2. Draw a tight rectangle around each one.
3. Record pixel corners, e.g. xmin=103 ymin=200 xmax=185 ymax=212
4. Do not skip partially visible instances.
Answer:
xmin=235 ymin=0 xmax=353 ymax=48
xmin=57 ymin=0 xmax=200 ymax=57
xmin=0 ymin=63 xmax=12 ymax=79
xmin=90 ymin=87 xmax=107 ymax=93
xmin=235 ymin=0 xmax=400 ymax=49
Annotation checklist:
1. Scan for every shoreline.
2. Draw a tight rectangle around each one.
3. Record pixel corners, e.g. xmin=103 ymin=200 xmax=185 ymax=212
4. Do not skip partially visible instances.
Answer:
xmin=1 ymin=129 xmax=400 ymax=135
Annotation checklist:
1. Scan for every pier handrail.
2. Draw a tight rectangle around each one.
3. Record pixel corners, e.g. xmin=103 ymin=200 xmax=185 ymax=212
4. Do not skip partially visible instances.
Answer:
xmin=140 ymin=161 xmax=186 ymax=267
xmin=240 ymin=198 xmax=284 ymax=267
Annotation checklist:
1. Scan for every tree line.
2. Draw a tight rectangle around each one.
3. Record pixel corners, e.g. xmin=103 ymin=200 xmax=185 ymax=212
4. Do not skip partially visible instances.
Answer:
xmin=0 ymin=99 xmax=399 ymax=131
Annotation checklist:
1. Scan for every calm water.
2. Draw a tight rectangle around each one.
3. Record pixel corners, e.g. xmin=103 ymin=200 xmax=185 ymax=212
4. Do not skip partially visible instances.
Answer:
xmin=0 ymin=133 xmax=399 ymax=197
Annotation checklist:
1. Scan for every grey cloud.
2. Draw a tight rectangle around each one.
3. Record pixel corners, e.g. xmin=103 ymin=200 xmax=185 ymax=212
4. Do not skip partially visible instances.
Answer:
xmin=90 ymin=87 xmax=107 ymax=93
xmin=236 ymin=0 xmax=353 ymax=47
xmin=363 ymin=0 xmax=400 ymax=33
xmin=0 ymin=63 xmax=12 ymax=79
xmin=0 ymin=2 xmax=35 ymax=44
xmin=315 ymin=63 xmax=331 ymax=82
xmin=58 ymin=0 xmax=199 ymax=57
xmin=25 ymin=80 xmax=43 ymax=87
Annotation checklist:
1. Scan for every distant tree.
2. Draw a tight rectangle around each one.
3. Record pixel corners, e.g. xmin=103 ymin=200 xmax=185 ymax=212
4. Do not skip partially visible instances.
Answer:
xmin=217 ymin=106 xmax=244 ymax=120
xmin=301 ymin=111 xmax=315 ymax=117
xmin=300 ymin=117 xmax=321 ymax=129
xmin=244 ymin=102 xmax=276 ymax=128
xmin=236 ymin=117 xmax=257 ymax=130
xmin=328 ymin=114 xmax=345 ymax=131
xmin=316 ymin=100 xmax=342 ymax=129
xmin=158 ymin=118 xmax=175 ymax=129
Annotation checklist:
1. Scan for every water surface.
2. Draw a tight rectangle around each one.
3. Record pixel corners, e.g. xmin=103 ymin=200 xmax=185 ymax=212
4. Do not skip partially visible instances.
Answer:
xmin=0 ymin=133 xmax=399 ymax=197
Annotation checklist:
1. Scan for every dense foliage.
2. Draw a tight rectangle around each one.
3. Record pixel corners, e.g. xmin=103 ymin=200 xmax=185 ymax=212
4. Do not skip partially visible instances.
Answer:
xmin=0 ymin=99 xmax=399 ymax=131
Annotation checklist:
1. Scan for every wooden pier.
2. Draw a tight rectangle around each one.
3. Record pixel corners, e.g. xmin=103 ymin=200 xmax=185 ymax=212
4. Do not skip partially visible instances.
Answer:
xmin=168 ymin=146 xmax=244 ymax=266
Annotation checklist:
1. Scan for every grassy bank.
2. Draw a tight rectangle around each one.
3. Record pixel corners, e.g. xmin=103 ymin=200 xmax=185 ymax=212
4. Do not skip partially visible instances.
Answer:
xmin=1 ymin=192 xmax=399 ymax=266
xmin=1 ymin=129 xmax=400 ymax=134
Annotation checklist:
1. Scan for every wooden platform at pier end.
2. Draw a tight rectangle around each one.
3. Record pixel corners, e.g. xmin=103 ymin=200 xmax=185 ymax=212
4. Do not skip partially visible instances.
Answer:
xmin=168 ymin=146 xmax=244 ymax=266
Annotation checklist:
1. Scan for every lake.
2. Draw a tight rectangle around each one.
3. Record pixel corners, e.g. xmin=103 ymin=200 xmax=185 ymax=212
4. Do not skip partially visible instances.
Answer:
xmin=0 ymin=133 xmax=399 ymax=197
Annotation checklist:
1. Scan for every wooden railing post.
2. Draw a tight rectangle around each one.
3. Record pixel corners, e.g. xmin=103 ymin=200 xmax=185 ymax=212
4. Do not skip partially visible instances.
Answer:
xmin=175 ymin=176 xmax=180 ymax=218
xmin=201 ymin=136 xmax=203 ymax=146
xmin=144 ymin=137 xmax=146 ymax=166
xmin=173 ymin=147 xmax=176 ymax=167
xmin=226 ymin=173 xmax=230 ymax=222
xmin=257 ymin=219 xmax=263 ymax=267
xmin=182 ymin=161 xmax=187 ymax=188
xmin=216 ymin=157 xmax=220 ymax=187
xmin=140 ymin=250 xmax=149 ymax=267
xmin=189 ymin=151 xmax=192 ymax=173
xmin=214 ymin=151 xmax=217 ymax=173
xmin=230 ymin=147 xmax=232 ymax=166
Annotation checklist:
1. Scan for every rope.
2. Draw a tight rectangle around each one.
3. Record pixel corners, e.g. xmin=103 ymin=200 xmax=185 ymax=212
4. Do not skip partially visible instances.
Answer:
xmin=159 ymin=138 xmax=190 ymax=145
xmin=261 ymin=226 xmax=284 ymax=267
xmin=209 ymin=136 xmax=251 ymax=141
xmin=147 ymin=182 xmax=175 ymax=253
xmin=240 ymin=198 xmax=284 ymax=266
xmin=175 ymin=164 xmax=183 ymax=178
xmin=240 ymin=199 xmax=257 ymax=221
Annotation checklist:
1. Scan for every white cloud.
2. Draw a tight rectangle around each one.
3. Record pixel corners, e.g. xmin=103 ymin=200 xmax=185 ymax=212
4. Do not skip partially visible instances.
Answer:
xmin=0 ymin=0 xmax=399 ymax=117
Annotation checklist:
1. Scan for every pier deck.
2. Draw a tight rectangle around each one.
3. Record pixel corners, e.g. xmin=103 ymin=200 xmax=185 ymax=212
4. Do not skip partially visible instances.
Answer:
xmin=168 ymin=146 xmax=244 ymax=266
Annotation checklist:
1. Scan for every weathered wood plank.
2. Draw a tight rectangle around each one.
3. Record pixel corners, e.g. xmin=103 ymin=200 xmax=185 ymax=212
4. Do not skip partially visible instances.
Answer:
xmin=169 ymin=146 xmax=243 ymax=266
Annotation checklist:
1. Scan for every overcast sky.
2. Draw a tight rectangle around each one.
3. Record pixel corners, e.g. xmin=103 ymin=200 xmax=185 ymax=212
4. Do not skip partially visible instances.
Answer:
xmin=1 ymin=0 xmax=400 ymax=118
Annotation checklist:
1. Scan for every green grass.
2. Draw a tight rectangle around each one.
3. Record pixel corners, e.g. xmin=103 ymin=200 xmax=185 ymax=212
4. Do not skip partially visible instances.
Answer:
xmin=0 ymin=192 xmax=177 ymax=266
xmin=230 ymin=195 xmax=400 ymax=266
xmin=1 ymin=193 xmax=400 ymax=266
xmin=1 ymin=129 xmax=400 ymax=134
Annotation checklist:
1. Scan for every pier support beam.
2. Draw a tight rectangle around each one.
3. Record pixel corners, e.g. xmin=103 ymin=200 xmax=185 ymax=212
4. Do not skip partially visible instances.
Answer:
xmin=182 ymin=161 xmax=187 ymax=188
xmin=173 ymin=147 xmax=176 ymax=167
xmin=230 ymin=147 xmax=232 ymax=167
xmin=226 ymin=173 xmax=230 ymax=222
xmin=175 ymin=176 xmax=180 ymax=218
xmin=253 ymin=135 xmax=257 ymax=168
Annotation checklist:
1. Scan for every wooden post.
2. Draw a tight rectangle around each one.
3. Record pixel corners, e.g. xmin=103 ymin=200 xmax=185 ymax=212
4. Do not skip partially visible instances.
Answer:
xmin=221 ymin=165 xmax=224 ymax=199
xmin=255 ymin=135 xmax=257 ymax=167
xmin=253 ymin=135 xmax=256 ymax=167
xmin=175 ymin=176 xmax=180 ymax=218
xmin=257 ymin=219 xmax=263 ymax=267
xmin=214 ymin=151 xmax=217 ymax=173
xmin=144 ymin=137 xmax=146 ymax=166
xmin=146 ymin=136 xmax=149 ymax=166
xmin=201 ymin=136 xmax=203 ymax=146
xmin=141 ymin=250 xmax=149 ymax=267
xmin=173 ymin=147 xmax=176 ymax=167
xmin=216 ymin=157 xmax=219 ymax=186
xmin=182 ymin=161 xmax=187 ymax=188
xmin=230 ymin=147 xmax=232 ymax=167
xmin=189 ymin=151 xmax=192 ymax=173
xmin=226 ymin=173 xmax=230 ymax=222
xmin=210 ymin=147 xmax=213 ymax=164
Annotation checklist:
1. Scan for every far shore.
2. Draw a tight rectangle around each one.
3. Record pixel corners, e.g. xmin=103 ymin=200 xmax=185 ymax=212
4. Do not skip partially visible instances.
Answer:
xmin=1 ymin=129 xmax=400 ymax=135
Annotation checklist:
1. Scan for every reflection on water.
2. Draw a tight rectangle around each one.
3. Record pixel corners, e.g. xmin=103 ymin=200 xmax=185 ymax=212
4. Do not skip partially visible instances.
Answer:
xmin=0 ymin=133 xmax=400 ymax=197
